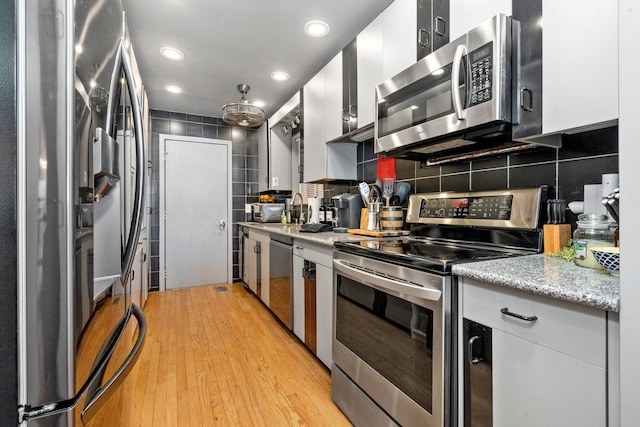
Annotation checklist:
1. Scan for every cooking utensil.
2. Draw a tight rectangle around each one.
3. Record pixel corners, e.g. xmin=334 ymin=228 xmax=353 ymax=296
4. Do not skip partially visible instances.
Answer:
xmin=394 ymin=182 xmax=411 ymax=204
xmin=358 ymin=182 xmax=370 ymax=204
xmin=370 ymin=184 xmax=383 ymax=202
xmin=389 ymin=194 xmax=401 ymax=206
xmin=382 ymin=178 xmax=395 ymax=206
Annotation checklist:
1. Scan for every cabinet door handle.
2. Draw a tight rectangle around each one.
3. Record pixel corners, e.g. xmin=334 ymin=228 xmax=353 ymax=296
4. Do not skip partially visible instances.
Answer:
xmin=435 ymin=16 xmax=447 ymax=37
xmin=467 ymin=335 xmax=484 ymax=364
xmin=418 ymin=28 xmax=430 ymax=48
xmin=520 ymin=87 xmax=534 ymax=112
xmin=500 ymin=307 xmax=538 ymax=322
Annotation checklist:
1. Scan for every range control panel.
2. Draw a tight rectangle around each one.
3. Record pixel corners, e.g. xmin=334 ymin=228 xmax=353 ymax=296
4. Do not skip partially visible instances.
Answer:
xmin=419 ymin=195 xmax=513 ymax=220
xmin=406 ymin=187 xmax=544 ymax=229
xmin=469 ymin=42 xmax=494 ymax=106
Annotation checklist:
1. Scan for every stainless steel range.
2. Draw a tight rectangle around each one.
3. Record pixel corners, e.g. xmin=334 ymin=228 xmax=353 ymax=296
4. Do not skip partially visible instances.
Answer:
xmin=331 ymin=187 xmax=546 ymax=427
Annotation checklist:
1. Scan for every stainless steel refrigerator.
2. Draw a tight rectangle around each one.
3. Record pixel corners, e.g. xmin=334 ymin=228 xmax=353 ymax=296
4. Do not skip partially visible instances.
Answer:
xmin=4 ymin=0 xmax=148 ymax=424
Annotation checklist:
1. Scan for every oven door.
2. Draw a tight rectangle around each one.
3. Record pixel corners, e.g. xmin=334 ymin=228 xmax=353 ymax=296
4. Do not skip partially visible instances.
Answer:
xmin=332 ymin=251 xmax=452 ymax=427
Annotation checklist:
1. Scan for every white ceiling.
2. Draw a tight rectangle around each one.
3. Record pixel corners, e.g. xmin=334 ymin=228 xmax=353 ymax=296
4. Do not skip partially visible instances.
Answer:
xmin=121 ymin=0 xmax=394 ymax=119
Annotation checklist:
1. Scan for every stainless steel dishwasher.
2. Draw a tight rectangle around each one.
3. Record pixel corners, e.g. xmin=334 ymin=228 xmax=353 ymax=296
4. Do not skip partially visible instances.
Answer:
xmin=269 ymin=235 xmax=293 ymax=329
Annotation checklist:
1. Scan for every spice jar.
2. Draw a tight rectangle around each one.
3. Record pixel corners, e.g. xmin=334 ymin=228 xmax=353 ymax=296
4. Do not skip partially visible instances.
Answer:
xmin=573 ymin=214 xmax=615 ymax=269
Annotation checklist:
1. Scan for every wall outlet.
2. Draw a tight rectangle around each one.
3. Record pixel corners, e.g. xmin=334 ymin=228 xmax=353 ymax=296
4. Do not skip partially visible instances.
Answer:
xmin=272 ymin=177 xmax=279 ymax=187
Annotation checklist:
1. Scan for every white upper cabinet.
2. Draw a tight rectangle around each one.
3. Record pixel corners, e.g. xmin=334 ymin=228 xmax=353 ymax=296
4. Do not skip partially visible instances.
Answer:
xmin=303 ymin=52 xmax=357 ymax=183
xmin=259 ymin=92 xmax=300 ymax=192
xmin=324 ymin=53 xmax=344 ymax=142
xmin=449 ymin=0 xmax=511 ymax=40
xmin=382 ymin=0 xmax=417 ymax=79
xmin=258 ymin=122 xmax=293 ymax=192
xmin=356 ymin=0 xmax=417 ymax=130
xmin=540 ymin=0 xmax=617 ymax=134
xmin=449 ymin=0 xmax=617 ymax=137
xmin=356 ymin=14 xmax=383 ymax=129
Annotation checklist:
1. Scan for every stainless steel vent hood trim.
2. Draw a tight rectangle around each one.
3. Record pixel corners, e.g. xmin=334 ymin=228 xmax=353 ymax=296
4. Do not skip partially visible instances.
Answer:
xmin=349 ymin=123 xmax=374 ymax=142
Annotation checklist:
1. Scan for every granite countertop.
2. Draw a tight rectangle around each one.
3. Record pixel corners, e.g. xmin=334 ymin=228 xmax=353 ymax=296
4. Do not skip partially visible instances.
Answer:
xmin=452 ymin=254 xmax=620 ymax=312
xmin=238 ymin=222 xmax=376 ymax=247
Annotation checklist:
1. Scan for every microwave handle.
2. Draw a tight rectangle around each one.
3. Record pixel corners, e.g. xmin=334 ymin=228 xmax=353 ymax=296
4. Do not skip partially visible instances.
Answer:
xmin=451 ymin=44 xmax=468 ymax=120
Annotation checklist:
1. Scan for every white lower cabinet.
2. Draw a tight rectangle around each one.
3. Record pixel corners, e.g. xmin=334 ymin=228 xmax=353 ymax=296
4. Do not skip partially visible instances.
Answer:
xmin=248 ymin=230 xmax=270 ymax=305
xmin=459 ymin=277 xmax=608 ymax=427
xmin=314 ymin=263 xmax=333 ymax=368
xmin=292 ymin=239 xmax=333 ymax=369
xmin=292 ymin=253 xmax=305 ymax=342
xmin=491 ymin=329 xmax=605 ymax=427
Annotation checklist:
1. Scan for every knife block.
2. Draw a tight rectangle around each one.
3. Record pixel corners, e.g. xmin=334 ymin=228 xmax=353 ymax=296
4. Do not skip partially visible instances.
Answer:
xmin=359 ymin=208 xmax=368 ymax=230
xmin=543 ymin=224 xmax=572 ymax=253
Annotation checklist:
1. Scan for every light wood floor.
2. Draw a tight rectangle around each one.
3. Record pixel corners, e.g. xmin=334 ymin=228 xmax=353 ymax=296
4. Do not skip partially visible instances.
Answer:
xmin=88 ymin=282 xmax=352 ymax=426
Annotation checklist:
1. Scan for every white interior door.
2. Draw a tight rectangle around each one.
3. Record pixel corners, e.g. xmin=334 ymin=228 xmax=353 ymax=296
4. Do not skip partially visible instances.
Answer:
xmin=161 ymin=135 xmax=231 ymax=290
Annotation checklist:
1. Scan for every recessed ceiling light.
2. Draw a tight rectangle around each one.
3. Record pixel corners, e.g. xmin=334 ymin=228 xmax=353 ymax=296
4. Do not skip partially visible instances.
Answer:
xmin=253 ymin=100 xmax=266 ymax=108
xmin=159 ymin=47 xmax=185 ymax=61
xmin=304 ymin=20 xmax=330 ymax=38
xmin=271 ymin=71 xmax=290 ymax=82
xmin=164 ymin=85 xmax=183 ymax=94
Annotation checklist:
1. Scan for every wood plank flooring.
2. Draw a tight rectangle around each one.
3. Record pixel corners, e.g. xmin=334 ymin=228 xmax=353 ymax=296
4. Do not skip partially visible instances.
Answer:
xmin=87 ymin=283 xmax=352 ymax=426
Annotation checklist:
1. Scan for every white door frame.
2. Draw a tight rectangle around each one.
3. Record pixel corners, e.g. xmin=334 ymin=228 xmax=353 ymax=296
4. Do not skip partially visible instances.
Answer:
xmin=158 ymin=134 xmax=233 ymax=291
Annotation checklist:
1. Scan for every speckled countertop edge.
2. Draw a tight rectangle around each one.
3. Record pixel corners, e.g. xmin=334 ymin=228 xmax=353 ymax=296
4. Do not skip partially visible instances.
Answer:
xmin=238 ymin=222 xmax=376 ymax=247
xmin=452 ymin=254 xmax=620 ymax=312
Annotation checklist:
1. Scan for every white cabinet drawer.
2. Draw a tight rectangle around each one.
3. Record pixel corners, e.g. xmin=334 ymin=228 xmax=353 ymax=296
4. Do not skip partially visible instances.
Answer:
xmin=248 ymin=229 xmax=270 ymax=244
xmin=462 ymin=277 xmax=606 ymax=367
xmin=292 ymin=239 xmax=333 ymax=268
xmin=292 ymin=242 xmax=305 ymax=258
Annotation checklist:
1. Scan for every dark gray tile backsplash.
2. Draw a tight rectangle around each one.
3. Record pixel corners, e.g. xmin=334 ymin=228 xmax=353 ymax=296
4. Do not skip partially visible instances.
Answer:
xmin=149 ymin=107 xmax=617 ymax=292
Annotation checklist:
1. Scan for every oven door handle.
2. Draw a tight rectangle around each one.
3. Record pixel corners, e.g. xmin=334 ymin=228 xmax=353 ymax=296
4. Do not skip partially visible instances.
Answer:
xmin=334 ymin=259 xmax=442 ymax=302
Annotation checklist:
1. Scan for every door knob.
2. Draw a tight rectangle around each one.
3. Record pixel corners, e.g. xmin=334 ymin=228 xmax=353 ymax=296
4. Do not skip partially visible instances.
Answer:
xmin=219 ymin=219 xmax=226 ymax=230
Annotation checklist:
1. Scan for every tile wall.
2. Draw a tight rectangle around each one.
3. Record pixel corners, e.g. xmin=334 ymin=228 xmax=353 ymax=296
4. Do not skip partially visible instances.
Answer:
xmin=149 ymin=108 xmax=617 ymax=290
xmin=347 ymin=125 xmax=618 ymax=226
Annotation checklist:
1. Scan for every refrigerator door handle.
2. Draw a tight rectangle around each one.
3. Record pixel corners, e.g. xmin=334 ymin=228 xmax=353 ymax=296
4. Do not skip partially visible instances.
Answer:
xmin=80 ymin=304 xmax=147 ymax=423
xmin=116 ymin=40 xmax=146 ymax=289
xmin=19 ymin=304 xmax=146 ymax=422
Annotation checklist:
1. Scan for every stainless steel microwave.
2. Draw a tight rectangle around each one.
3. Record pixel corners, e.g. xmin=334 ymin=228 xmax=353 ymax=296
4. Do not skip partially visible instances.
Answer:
xmin=375 ymin=14 xmax=521 ymax=158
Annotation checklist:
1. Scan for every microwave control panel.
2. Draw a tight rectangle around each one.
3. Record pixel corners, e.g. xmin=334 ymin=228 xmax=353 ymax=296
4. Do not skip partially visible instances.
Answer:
xmin=469 ymin=42 xmax=493 ymax=106
xmin=419 ymin=194 xmax=513 ymax=220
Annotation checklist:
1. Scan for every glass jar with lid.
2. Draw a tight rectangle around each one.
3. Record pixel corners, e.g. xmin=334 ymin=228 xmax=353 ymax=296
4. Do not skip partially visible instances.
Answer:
xmin=573 ymin=214 xmax=616 ymax=268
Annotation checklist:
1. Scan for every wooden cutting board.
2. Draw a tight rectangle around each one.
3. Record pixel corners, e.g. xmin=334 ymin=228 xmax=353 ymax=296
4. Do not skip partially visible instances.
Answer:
xmin=347 ymin=229 xmax=410 ymax=237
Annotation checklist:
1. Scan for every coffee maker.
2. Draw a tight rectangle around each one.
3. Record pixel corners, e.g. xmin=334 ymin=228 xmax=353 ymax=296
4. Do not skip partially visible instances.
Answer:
xmin=332 ymin=194 xmax=365 ymax=229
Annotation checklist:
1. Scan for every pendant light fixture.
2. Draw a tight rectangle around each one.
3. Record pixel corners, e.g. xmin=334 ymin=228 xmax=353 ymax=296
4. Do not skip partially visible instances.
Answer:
xmin=222 ymin=84 xmax=265 ymax=127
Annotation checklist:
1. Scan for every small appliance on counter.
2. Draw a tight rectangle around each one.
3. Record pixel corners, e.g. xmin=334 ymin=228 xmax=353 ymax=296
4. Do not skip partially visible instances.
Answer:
xmin=331 ymin=193 xmax=364 ymax=229
xmin=251 ymin=203 xmax=285 ymax=222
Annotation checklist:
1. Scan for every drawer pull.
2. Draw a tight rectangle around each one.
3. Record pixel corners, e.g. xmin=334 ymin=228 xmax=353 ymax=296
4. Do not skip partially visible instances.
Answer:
xmin=500 ymin=307 xmax=537 ymax=322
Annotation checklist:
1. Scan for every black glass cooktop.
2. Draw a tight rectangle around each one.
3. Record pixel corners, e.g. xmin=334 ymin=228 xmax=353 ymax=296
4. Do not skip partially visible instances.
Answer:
xmin=335 ymin=238 xmax=527 ymax=273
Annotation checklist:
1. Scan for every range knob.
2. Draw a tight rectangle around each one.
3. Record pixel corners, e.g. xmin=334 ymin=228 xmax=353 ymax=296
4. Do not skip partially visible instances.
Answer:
xmin=437 ymin=208 xmax=445 ymax=217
